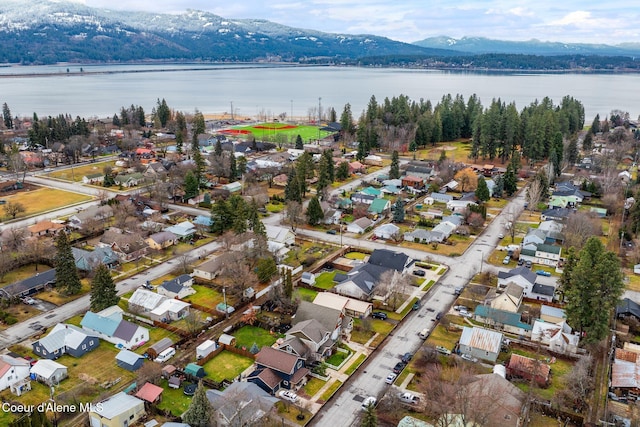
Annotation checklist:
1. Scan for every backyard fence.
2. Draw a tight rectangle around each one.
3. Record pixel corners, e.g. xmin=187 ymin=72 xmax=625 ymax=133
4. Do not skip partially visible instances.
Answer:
xmin=153 ymin=320 xmax=190 ymax=338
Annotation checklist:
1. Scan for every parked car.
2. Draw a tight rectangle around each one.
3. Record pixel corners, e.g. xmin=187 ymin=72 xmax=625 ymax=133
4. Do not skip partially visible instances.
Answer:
xmin=454 ymin=287 xmax=463 ymax=295
xmin=22 ymin=297 xmax=36 ymax=305
xmin=536 ymin=270 xmax=551 ymax=277
xmin=372 ymin=312 xmax=388 ymax=320
xmin=398 ymin=392 xmax=420 ymax=405
xmin=502 ymin=255 xmax=511 ymax=265
xmin=525 ymin=260 xmax=532 ymax=268
xmin=412 ymin=301 xmax=421 ymax=311
xmin=460 ymin=310 xmax=473 ymax=318
xmin=517 ymin=259 xmax=524 ymax=266
xmin=326 ymin=229 xmax=337 ymax=235
xmin=393 ymin=361 xmax=407 ymax=374
xmin=460 ymin=354 xmax=478 ymax=363
xmin=278 ymin=389 xmax=299 ymax=403
xmin=498 ymin=233 xmax=504 ymax=239
xmin=454 ymin=305 xmax=467 ymax=311
xmin=401 ymin=352 xmax=413 ymax=363
xmin=436 ymin=346 xmax=452 ymax=355
xmin=385 ymin=373 xmax=397 ymax=385
xmin=412 ymin=269 xmax=426 ymax=277
xmin=361 ymin=396 xmax=377 ymax=411
xmin=435 ymin=312 xmax=443 ymax=320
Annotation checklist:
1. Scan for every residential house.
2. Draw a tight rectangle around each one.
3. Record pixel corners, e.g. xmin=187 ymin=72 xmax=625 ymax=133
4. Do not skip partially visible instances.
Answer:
xmin=530 ymin=283 xmax=556 ymax=302
xmin=473 ymin=306 xmax=532 ymax=336
xmin=403 ymin=228 xmax=438 ymax=244
xmin=164 ymin=221 xmax=196 ymax=241
xmin=446 ymin=199 xmax=477 ymax=213
xmin=590 ymin=207 xmax=608 ymax=218
xmin=333 ymin=263 xmax=389 ymax=300
xmin=135 ymin=382 xmax=163 ymax=404
xmin=441 ymin=180 xmax=459 ymax=191
xmin=462 ymin=374 xmax=526 ymax=427
xmin=488 ymin=282 xmax=524 ymax=313
xmin=98 ymin=229 xmax=148 ymax=262
xmin=373 ymin=223 xmax=399 ymax=240
xmin=150 ymin=299 xmax=191 ymax=322
xmin=312 ymin=292 xmax=372 ymax=318
xmin=401 ymin=176 xmax=425 ymax=189
xmin=540 ymin=305 xmax=566 ymax=324
xmin=497 ymin=267 xmax=538 ymax=296
xmin=32 ymin=323 xmax=100 ymax=360
xmin=617 ymin=298 xmax=640 ymax=322
xmin=531 ymin=320 xmax=579 ymax=354
xmin=534 ymin=244 xmax=562 ymax=267
xmin=89 ymin=392 xmax=146 ymax=427
xmin=363 ymin=155 xmax=383 ymax=166
xmin=348 ymin=161 xmax=366 ymax=174
xmin=522 ymin=229 xmax=546 ymax=249
xmin=427 ymin=192 xmax=454 ymax=204
xmin=247 ymin=347 xmax=309 ymax=394
xmin=114 ymin=172 xmax=145 ymax=188
xmin=157 ymin=274 xmax=195 ymax=299
xmin=30 ymin=359 xmax=67 ymax=386
xmin=145 ymin=231 xmax=176 ymax=250
xmin=368 ymin=248 xmax=411 ymax=272
xmin=540 ymin=207 xmax=574 ymax=222
xmin=459 ymin=326 xmax=503 ymax=363
xmin=27 ymin=220 xmax=66 ymax=237
xmin=82 ymin=173 xmax=104 ymax=185
xmin=222 ymin=182 xmax=242 ymax=193
xmin=72 ymin=247 xmax=119 ymax=272
xmin=0 ymin=355 xmax=30 ymax=392
xmin=193 ymin=256 xmax=224 ymax=281
xmin=361 ymin=186 xmax=382 ymax=197
xmin=346 ymin=217 xmax=373 ymax=234
xmin=319 ymin=201 xmax=341 ymax=225
xmin=0 ymin=268 xmax=56 ymax=299
xmin=143 ymin=162 xmax=168 ymax=180
xmin=381 ymin=185 xmax=401 ymax=195
xmin=68 ymin=205 xmax=113 ymax=229
xmin=206 ymin=382 xmax=278 ymax=427
xmin=402 ymin=164 xmax=433 ymax=180
xmin=351 ymin=192 xmax=376 ymax=205
xmin=265 ymin=225 xmax=295 ymax=247
xmin=115 ymin=349 xmax=145 ymax=371
xmin=81 ymin=306 xmax=149 ymax=350
xmin=127 ymin=288 xmax=167 ymax=314
xmin=368 ymin=198 xmax=391 ymax=216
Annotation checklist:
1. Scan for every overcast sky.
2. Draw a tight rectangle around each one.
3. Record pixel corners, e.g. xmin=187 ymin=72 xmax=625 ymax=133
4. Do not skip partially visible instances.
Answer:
xmin=78 ymin=0 xmax=639 ymax=44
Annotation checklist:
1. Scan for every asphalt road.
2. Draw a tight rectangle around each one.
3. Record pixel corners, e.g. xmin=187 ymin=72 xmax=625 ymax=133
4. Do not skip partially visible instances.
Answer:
xmin=311 ymin=189 xmax=529 ymax=427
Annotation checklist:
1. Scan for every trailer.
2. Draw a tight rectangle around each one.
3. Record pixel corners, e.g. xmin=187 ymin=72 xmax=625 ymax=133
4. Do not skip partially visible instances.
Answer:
xmin=196 ymin=339 xmax=218 ymax=360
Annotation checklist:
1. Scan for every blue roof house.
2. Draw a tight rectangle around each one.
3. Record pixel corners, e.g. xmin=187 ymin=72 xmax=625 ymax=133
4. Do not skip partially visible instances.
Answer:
xmin=81 ymin=306 xmax=149 ymax=350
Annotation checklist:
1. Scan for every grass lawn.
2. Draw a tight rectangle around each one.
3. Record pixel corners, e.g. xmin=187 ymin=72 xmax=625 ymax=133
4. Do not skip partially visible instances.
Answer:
xmin=266 ymin=202 xmax=285 ymax=213
xmin=627 ymin=273 xmax=640 ymax=292
xmin=344 ymin=354 xmax=366 ymax=375
xmin=202 ymin=351 xmax=254 ymax=383
xmin=233 ymin=325 xmax=280 ymax=350
xmin=325 ymin=350 xmax=350 ymax=367
xmin=318 ymin=379 xmax=343 ymax=402
xmin=0 ymin=264 xmax=55 ymax=287
xmin=303 ymin=377 xmax=326 ymax=397
xmin=37 ymin=279 xmax=91 ymax=306
xmin=46 ymin=161 xmax=116 ymax=182
xmin=293 ymin=287 xmax=318 ymax=302
xmin=507 ymin=349 xmax=574 ymax=400
xmin=233 ymin=123 xmax=332 ymax=143
xmin=344 ymin=252 xmax=367 ymax=260
xmin=314 ymin=270 xmax=337 ymax=290
xmin=0 ymin=304 xmax=42 ymax=329
xmin=156 ymin=378 xmax=192 ymax=417
xmin=3 ymin=188 xmax=91 ymax=220
xmin=183 ymin=284 xmax=223 ymax=307
xmin=275 ymin=401 xmax=314 ymax=426
xmin=426 ymin=325 xmax=462 ymax=350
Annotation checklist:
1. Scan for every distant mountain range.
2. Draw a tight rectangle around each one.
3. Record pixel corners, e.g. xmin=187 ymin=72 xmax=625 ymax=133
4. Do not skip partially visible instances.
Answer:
xmin=0 ymin=0 xmax=453 ymax=64
xmin=0 ymin=1 xmax=639 ymax=67
xmin=413 ymin=36 xmax=640 ymax=57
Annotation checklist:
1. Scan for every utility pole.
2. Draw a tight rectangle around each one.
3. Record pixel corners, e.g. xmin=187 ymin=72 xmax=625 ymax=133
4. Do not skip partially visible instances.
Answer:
xmin=230 ymin=101 xmax=234 ymax=120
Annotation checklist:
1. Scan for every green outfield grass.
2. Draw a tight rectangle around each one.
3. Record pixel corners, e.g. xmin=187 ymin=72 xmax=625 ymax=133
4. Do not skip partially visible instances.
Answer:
xmin=230 ymin=123 xmax=333 ymax=143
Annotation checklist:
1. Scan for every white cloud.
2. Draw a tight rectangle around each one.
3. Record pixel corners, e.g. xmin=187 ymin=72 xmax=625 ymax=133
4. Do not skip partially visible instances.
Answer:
xmin=549 ymin=10 xmax=591 ymax=26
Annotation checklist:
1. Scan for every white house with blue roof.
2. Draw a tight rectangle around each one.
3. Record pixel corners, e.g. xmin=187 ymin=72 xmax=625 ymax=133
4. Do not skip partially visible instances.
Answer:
xmin=81 ymin=306 xmax=149 ymax=350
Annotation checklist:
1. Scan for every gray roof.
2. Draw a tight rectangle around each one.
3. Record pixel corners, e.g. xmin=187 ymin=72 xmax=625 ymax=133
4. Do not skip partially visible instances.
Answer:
xmin=617 ymin=298 xmax=640 ymax=319
xmin=1 ymin=268 xmax=56 ymax=298
xmin=128 ymin=289 xmax=167 ymax=311
xmin=288 ymin=318 xmax=327 ymax=344
xmin=36 ymin=323 xmax=98 ymax=352
xmin=368 ymin=249 xmax=409 ymax=271
xmin=113 ymin=320 xmax=140 ymax=341
xmin=532 ymin=283 xmax=555 ymax=296
xmin=160 ymin=274 xmax=192 ymax=294
xmin=207 ymin=382 xmax=278 ymax=424
xmin=498 ymin=266 xmax=537 ymax=286
xmin=116 ymin=349 xmax=144 ymax=365
xmin=293 ymin=300 xmax=340 ymax=333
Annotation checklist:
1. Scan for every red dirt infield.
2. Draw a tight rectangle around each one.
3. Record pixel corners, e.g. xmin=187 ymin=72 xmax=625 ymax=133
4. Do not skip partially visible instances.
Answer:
xmin=253 ymin=124 xmax=298 ymax=130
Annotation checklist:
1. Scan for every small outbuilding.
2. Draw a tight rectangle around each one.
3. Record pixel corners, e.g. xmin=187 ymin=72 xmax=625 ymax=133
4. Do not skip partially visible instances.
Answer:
xmin=30 ymin=359 xmax=67 ymax=386
xmin=196 ymin=340 xmax=218 ymax=360
xmin=146 ymin=338 xmax=174 ymax=360
xmin=184 ymin=363 xmax=206 ymax=379
xmin=116 ymin=349 xmax=145 ymax=372
xmin=301 ymin=272 xmax=315 ymax=285
xmin=135 ymin=382 xmax=164 ymax=404
xmin=218 ymin=334 xmax=236 ymax=346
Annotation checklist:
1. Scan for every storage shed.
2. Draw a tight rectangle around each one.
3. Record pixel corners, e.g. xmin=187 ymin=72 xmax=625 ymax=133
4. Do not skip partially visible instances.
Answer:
xmin=196 ymin=340 xmax=218 ymax=360
xmin=146 ymin=337 xmax=174 ymax=360
xmin=184 ymin=363 xmax=206 ymax=379
xmin=116 ymin=349 xmax=145 ymax=372
xmin=218 ymin=334 xmax=236 ymax=346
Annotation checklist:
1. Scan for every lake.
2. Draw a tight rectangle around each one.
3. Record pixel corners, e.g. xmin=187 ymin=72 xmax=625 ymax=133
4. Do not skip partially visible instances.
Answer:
xmin=0 ymin=63 xmax=637 ymax=121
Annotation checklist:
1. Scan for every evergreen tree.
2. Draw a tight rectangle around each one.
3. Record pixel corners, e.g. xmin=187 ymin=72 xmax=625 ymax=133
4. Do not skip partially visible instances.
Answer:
xmin=493 ymin=174 xmax=504 ymax=198
xmin=336 ymin=161 xmax=350 ymax=181
xmin=284 ymin=268 xmax=293 ymax=299
xmin=356 ymin=140 xmax=368 ymax=161
xmin=566 ymin=136 xmax=578 ymax=165
xmin=475 ymin=177 xmax=490 ymax=202
xmin=284 ymin=168 xmax=302 ymax=202
xmin=590 ymin=114 xmax=601 ymax=134
xmin=210 ymin=199 xmax=232 ymax=234
xmin=54 ymin=233 xmax=82 ymax=295
xmin=323 ymin=149 xmax=334 ymax=183
xmin=392 ymin=198 xmax=405 ymax=223
xmin=215 ymin=139 xmax=223 ymax=156
xmin=361 ymin=401 xmax=378 ymax=427
xmin=90 ymin=264 xmax=119 ymax=312
xmin=182 ymin=381 xmax=213 ymax=427
xmin=2 ymin=103 xmax=13 ymax=129
xmin=389 ymin=150 xmax=400 ymax=179
xmin=558 ymin=247 xmax=577 ymax=301
xmin=156 ymin=98 xmax=171 ymax=128
xmin=237 ymin=156 xmax=247 ymax=177
xmin=229 ymin=153 xmax=238 ymax=180
xmin=503 ymin=164 xmax=518 ymax=196
xmin=551 ymin=131 xmax=563 ymax=177
xmin=175 ymin=130 xmax=184 ymax=154
xmin=184 ymin=171 xmax=199 ymax=200
xmin=306 ymin=196 xmax=324 ymax=225
xmin=565 ymin=237 xmax=624 ymax=343
xmin=295 ymin=134 xmax=303 ymax=149
xmin=582 ymin=132 xmax=593 ymax=152
xmin=256 ymin=257 xmax=277 ymax=283
xmin=112 ymin=113 xmax=121 ymax=127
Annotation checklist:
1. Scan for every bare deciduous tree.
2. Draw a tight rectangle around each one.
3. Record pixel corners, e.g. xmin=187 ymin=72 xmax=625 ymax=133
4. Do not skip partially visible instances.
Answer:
xmin=526 ymin=179 xmax=545 ymax=211
xmin=564 ymin=211 xmax=601 ymax=250
xmin=285 ymin=201 xmax=303 ymax=232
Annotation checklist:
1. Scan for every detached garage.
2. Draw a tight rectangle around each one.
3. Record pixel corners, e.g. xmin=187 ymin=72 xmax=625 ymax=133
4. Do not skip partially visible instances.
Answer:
xmin=116 ymin=349 xmax=145 ymax=372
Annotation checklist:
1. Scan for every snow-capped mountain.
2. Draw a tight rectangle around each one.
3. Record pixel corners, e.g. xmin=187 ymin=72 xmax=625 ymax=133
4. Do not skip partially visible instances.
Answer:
xmin=413 ymin=36 xmax=640 ymax=57
xmin=0 ymin=0 xmax=453 ymax=64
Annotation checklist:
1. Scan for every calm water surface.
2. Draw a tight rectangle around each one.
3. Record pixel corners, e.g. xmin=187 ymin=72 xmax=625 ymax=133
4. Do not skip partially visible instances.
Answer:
xmin=0 ymin=64 xmax=637 ymax=121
